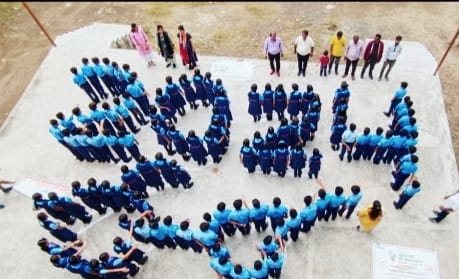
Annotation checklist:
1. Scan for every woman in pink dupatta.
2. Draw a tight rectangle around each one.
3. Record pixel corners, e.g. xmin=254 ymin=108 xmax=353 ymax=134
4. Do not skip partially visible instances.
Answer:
xmin=130 ymin=23 xmax=156 ymax=67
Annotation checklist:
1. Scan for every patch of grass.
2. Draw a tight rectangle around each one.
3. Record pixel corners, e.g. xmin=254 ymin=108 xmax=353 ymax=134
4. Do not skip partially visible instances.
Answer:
xmin=0 ymin=2 xmax=20 ymax=26
xmin=148 ymin=3 xmax=171 ymax=18
xmin=245 ymin=4 xmax=271 ymax=18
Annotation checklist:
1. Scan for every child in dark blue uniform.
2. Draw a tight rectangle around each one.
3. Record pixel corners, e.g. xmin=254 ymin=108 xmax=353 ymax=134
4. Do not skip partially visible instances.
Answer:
xmin=37 ymin=212 xmax=78 ymax=243
xmin=186 ymin=130 xmax=208 ymax=166
xmin=165 ymin=75 xmax=187 ymax=116
xmin=170 ymin=159 xmax=194 ymax=189
xmin=272 ymin=140 xmax=290 ymax=177
xmin=193 ymin=68 xmax=210 ymax=107
xmin=248 ymin=83 xmax=262 ymax=122
xmin=179 ymin=73 xmax=199 ymax=110
xmin=308 ymin=148 xmax=323 ymax=179
xmin=203 ymin=130 xmax=223 ymax=164
xmin=258 ymin=143 xmax=273 ymax=175
xmin=287 ymin=83 xmax=302 ymax=120
xmin=273 ymin=83 xmax=287 ymax=121
xmin=113 ymin=236 xmax=148 ymax=265
xmin=204 ymin=72 xmax=215 ymax=107
xmin=136 ymin=155 xmax=165 ymax=191
xmin=47 ymin=192 xmax=93 ymax=224
xmin=290 ymin=142 xmax=307 ymax=178
xmin=167 ymin=124 xmax=192 ymax=161
xmin=152 ymin=152 xmax=179 ymax=188
xmin=262 ymin=83 xmax=274 ymax=121
xmin=240 ymin=138 xmax=258 ymax=173
xmin=252 ymin=131 xmax=265 ymax=153
xmin=120 ymin=165 xmax=148 ymax=198
xmin=71 ymin=181 xmax=106 ymax=215
xmin=155 ymin=87 xmax=178 ymax=124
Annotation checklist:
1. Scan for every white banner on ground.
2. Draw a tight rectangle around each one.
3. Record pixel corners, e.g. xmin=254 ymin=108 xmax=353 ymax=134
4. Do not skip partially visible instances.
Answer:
xmin=373 ymin=243 xmax=440 ymax=279
xmin=13 ymin=177 xmax=69 ymax=198
xmin=210 ymin=59 xmax=255 ymax=81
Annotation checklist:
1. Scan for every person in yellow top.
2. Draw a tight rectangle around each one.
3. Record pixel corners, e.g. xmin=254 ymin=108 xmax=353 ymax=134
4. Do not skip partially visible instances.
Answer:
xmin=356 ymin=200 xmax=383 ymax=232
xmin=328 ymin=31 xmax=347 ymax=76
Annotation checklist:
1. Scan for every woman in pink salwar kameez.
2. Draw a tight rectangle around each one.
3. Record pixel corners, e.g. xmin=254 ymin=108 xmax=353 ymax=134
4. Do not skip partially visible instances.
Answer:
xmin=130 ymin=23 xmax=156 ymax=67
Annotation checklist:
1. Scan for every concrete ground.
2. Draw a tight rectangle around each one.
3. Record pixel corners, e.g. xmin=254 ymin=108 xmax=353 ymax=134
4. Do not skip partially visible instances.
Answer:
xmin=0 ymin=23 xmax=457 ymax=279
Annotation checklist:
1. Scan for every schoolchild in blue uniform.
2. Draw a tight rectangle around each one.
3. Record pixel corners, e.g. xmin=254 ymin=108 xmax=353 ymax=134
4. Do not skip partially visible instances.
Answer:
xmin=131 ymin=191 xmax=154 ymax=216
xmin=67 ymin=128 xmax=97 ymax=162
xmin=92 ymin=57 xmax=117 ymax=97
xmin=273 ymin=83 xmax=287 ymax=121
xmin=50 ymin=254 xmax=70 ymax=270
xmin=101 ymin=102 xmax=128 ymax=133
xmin=274 ymin=218 xmax=289 ymax=246
xmin=37 ymin=212 xmax=78 ymax=243
xmin=81 ymin=57 xmax=108 ymax=99
xmin=49 ymin=119 xmax=83 ymax=160
xmin=256 ymin=235 xmax=280 ymax=259
xmin=338 ymin=185 xmax=362 ymax=219
xmin=315 ymin=188 xmax=330 ymax=222
xmin=339 ymin=123 xmax=358 ymax=162
xmin=193 ymin=68 xmax=210 ymax=107
xmin=352 ymin=127 xmax=371 ymax=160
xmin=383 ymin=129 xmax=407 ymax=164
xmin=71 ymin=181 xmax=106 ymax=215
xmin=249 ymin=198 xmax=269 ymax=232
xmin=290 ymin=142 xmax=307 ymax=178
xmin=272 ymin=140 xmax=290 ymax=177
xmin=98 ymin=252 xmax=139 ymax=277
xmin=32 ymin=192 xmax=76 ymax=225
xmin=319 ymin=180 xmax=346 ymax=221
xmin=84 ymin=129 xmax=111 ymax=163
xmin=363 ymin=127 xmax=384 ymax=161
xmin=72 ymin=106 xmax=98 ymax=136
xmin=120 ymin=165 xmax=148 ymax=198
xmin=152 ymin=152 xmax=179 ymax=188
xmin=102 ymin=129 xmax=132 ymax=163
xmin=214 ymin=80 xmax=233 ymax=125
xmin=308 ymin=148 xmax=323 ymax=179
xmin=300 ymin=195 xmax=317 ymax=233
xmin=213 ymin=201 xmax=236 ymax=237
xmin=126 ymin=76 xmax=151 ymax=117
xmin=210 ymin=243 xmax=230 ymax=259
xmin=89 ymin=258 xmax=132 ymax=279
xmin=113 ymin=236 xmax=148 ymax=265
xmin=170 ymin=159 xmax=194 ymax=189
xmin=264 ymin=126 xmax=278 ymax=151
xmin=167 ymin=124 xmax=192 ymax=161
xmin=267 ymin=197 xmax=288 ymax=232
xmin=129 ymin=216 xmax=151 ymax=243
xmin=88 ymin=102 xmax=117 ymax=136
xmin=56 ymin=112 xmax=77 ymax=131
xmin=101 ymin=57 xmax=122 ymax=96
xmin=86 ymin=129 xmax=119 ymax=163
xmin=136 ymin=155 xmax=165 ymax=191
xmin=276 ymin=118 xmax=290 ymax=148
xmin=210 ymin=255 xmax=233 ymax=279
xmin=300 ymin=84 xmax=315 ymax=118
xmin=178 ymin=73 xmax=199 ymax=110
xmin=266 ymin=252 xmax=285 ymax=279
xmin=37 ymin=238 xmax=80 ymax=258
xmin=393 ymin=179 xmax=421 ymax=209
xmin=111 ymin=183 xmax=136 ymax=213
xmin=155 ymin=87 xmax=178 ymax=124
xmin=392 ymin=110 xmax=415 ymax=134
xmin=384 ymin=81 xmax=408 ymax=117
xmin=257 ymin=143 xmax=273 ymax=175
xmin=262 ymin=83 xmax=274 ymax=121
xmin=204 ymin=72 xmax=216 ymax=107
xmin=391 ymin=97 xmax=413 ymax=126
xmin=390 ymin=155 xmax=418 ymax=191
xmin=70 ymin=66 xmax=100 ymax=103
xmin=150 ymin=119 xmax=175 ymax=156
xmin=399 ymin=117 xmax=418 ymax=136
xmin=251 ymin=131 xmax=265 ymax=153
xmin=165 ymin=75 xmax=187 ymax=116
xmin=240 ymin=138 xmax=258 ymax=173
xmin=288 ymin=116 xmax=301 ymax=149
xmin=373 ymin=130 xmax=393 ymax=165
xmin=121 ymin=92 xmax=148 ymax=126
xmin=287 ymin=83 xmax=302 ymax=120
xmin=175 ymin=220 xmax=203 ymax=253
xmin=228 ymin=199 xmax=251 ymax=236
xmin=118 ymin=130 xmax=142 ymax=161
xmin=248 ymin=83 xmax=263 ymax=122
xmin=203 ymin=130 xmax=223 ymax=163
xmin=307 ymin=101 xmax=321 ymax=138
xmin=332 ymin=81 xmax=350 ymax=114
xmin=299 ymin=116 xmax=315 ymax=146
xmin=250 ymin=259 xmax=269 ymax=279
xmin=230 ymin=264 xmax=252 ymax=279
xmin=194 ymin=222 xmax=219 ymax=253
xmin=204 ymin=212 xmax=225 ymax=242
xmin=121 ymin=64 xmax=132 ymax=88
xmin=396 ymin=132 xmax=418 ymax=164
xmin=112 ymin=61 xmax=127 ymax=93
xmin=47 ymin=192 xmax=92 ymax=224
xmin=149 ymin=220 xmax=177 ymax=249
xmin=66 ymin=254 xmax=94 ymax=278
xmin=97 ymin=180 xmax=122 ymax=212
xmin=186 ymin=130 xmax=208 ymax=165
xmin=286 ymin=208 xmax=302 ymax=242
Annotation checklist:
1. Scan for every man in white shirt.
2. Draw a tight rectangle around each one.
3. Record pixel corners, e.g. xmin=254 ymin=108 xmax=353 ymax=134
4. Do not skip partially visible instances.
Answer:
xmin=378 ymin=35 xmax=403 ymax=81
xmin=342 ymin=35 xmax=364 ymax=80
xmin=429 ymin=189 xmax=459 ymax=223
xmin=294 ymin=30 xmax=315 ymax=77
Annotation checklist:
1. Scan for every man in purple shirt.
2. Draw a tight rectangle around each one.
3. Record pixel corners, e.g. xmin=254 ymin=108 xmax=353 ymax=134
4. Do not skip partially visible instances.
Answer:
xmin=264 ymin=32 xmax=283 ymax=77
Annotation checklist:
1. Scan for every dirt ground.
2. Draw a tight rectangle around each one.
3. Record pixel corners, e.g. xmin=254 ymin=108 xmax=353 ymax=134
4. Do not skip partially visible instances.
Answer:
xmin=1 ymin=2 xmax=458 ymax=168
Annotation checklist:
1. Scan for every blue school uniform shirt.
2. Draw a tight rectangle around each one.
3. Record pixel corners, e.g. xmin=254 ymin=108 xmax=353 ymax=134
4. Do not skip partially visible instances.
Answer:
xmin=257 ymin=241 xmax=279 ymax=254
xmin=402 ymin=184 xmax=421 ymax=196
xmin=207 ymin=218 xmax=221 ymax=234
xmin=356 ymin=134 xmax=370 ymax=145
xmin=404 ymin=138 xmax=418 ymax=148
xmin=59 ymin=116 xmax=76 ymax=131
xmin=345 ymin=192 xmax=362 ymax=207
xmin=90 ymin=109 xmax=106 ymax=123
xmin=102 ymin=63 xmax=114 ymax=76
xmin=266 ymin=253 xmax=285 ymax=269
xmin=230 ymin=266 xmax=252 ymax=279
xmin=135 ymin=79 xmax=145 ymax=92
xmin=87 ymin=134 xmax=106 ymax=148
xmin=123 ymin=98 xmax=137 ymax=110
xmin=267 ymin=205 xmax=288 ymax=219
xmin=250 ymin=260 xmax=269 ymax=278
xmin=163 ymin=223 xmax=179 ymax=239
xmin=393 ymin=87 xmax=407 ymax=100
xmin=103 ymin=108 xmax=121 ymax=122
xmin=210 ymin=246 xmax=230 ymax=259
xmin=274 ymin=222 xmax=288 ymax=237
xmin=400 ymin=161 xmax=418 ymax=174
xmin=368 ymin=133 xmax=383 ymax=146
xmin=390 ymin=135 xmax=405 ymax=148
xmin=103 ymin=135 xmax=119 ymax=146
xmin=401 ymin=124 xmax=418 ymax=134
xmin=328 ymin=194 xmax=346 ymax=208
xmin=49 ymin=126 xmax=64 ymax=141
xmin=378 ymin=137 xmax=393 ymax=148
xmin=315 ymin=193 xmax=330 ymax=210
xmin=81 ymin=64 xmax=96 ymax=78
xmin=250 ymin=204 xmax=269 ymax=221
xmin=126 ymin=83 xmax=144 ymax=98
xmin=72 ymin=73 xmax=88 ymax=86
xmin=150 ymin=224 xmax=168 ymax=240
xmin=113 ymin=104 xmax=130 ymax=118
xmin=213 ymin=209 xmax=232 ymax=225
xmin=175 ymin=228 xmax=194 ymax=241
xmin=75 ymin=113 xmax=93 ymax=125
xmin=194 ymin=229 xmax=218 ymax=247
xmin=74 ymin=134 xmax=89 ymax=147
xmin=287 ymin=215 xmax=302 ymax=229
xmin=118 ymin=134 xmax=136 ymax=147
xmin=300 ymin=204 xmax=317 ymax=221
xmin=228 ymin=208 xmax=250 ymax=224
xmin=92 ymin=63 xmax=105 ymax=77
xmin=210 ymin=258 xmax=233 ymax=276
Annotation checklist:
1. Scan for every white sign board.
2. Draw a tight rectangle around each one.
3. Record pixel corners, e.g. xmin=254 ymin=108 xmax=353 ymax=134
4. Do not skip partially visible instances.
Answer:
xmin=210 ymin=59 xmax=255 ymax=81
xmin=373 ymin=243 xmax=440 ymax=279
xmin=13 ymin=177 xmax=69 ymax=198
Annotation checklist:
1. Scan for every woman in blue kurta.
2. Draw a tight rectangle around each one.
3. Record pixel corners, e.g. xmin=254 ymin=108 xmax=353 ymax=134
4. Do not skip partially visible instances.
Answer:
xmin=273 ymin=140 xmax=290 ymax=177
xmin=240 ymin=138 xmax=258 ymax=173
xmin=164 ymin=75 xmax=186 ymax=116
xmin=193 ymin=68 xmax=210 ymax=107
xmin=178 ymin=73 xmax=199 ymax=110
xmin=273 ymin=83 xmax=287 ymax=121
xmin=290 ymin=142 xmax=307 ymax=178
xmin=186 ymin=130 xmax=208 ymax=166
xmin=248 ymin=83 xmax=262 ymax=122
xmin=308 ymin=148 xmax=323 ymax=179
xmin=262 ymin=83 xmax=274 ymax=121
xmin=287 ymin=83 xmax=302 ymax=120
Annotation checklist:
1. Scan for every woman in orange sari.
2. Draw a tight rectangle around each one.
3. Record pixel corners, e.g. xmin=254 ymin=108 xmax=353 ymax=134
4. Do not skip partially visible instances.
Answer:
xmin=177 ymin=25 xmax=198 ymax=70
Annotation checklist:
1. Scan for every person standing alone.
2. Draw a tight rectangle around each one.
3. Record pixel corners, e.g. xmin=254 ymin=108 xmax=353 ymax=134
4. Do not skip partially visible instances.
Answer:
xmin=294 ymin=30 xmax=315 ymax=77
xmin=264 ymin=32 xmax=283 ymax=77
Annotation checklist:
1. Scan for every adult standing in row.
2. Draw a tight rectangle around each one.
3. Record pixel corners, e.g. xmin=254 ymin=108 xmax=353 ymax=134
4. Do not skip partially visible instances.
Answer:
xmin=129 ymin=23 xmax=156 ymax=67
xmin=264 ymin=32 xmax=283 ymax=77
xmin=379 ymin=35 xmax=403 ymax=81
xmin=342 ymin=35 xmax=364 ymax=80
xmin=294 ymin=30 xmax=315 ymax=77
xmin=360 ymin=33 xmax=384 ymax=80
xmin=177 ymin=25 xmax=198 ymax=70
xmin=328 ymin=30 xmax=347 ymax=75
xmin=156 ymin=25 xmax=177 ymax=68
